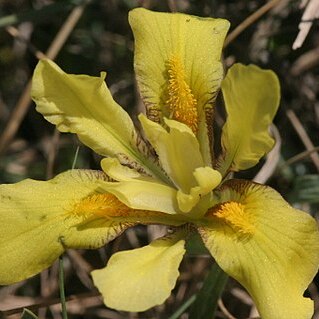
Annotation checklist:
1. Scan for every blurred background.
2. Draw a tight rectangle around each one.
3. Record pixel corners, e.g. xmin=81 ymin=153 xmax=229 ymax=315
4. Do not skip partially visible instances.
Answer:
xmin=0 ymin=0 xmax=318 ymax=318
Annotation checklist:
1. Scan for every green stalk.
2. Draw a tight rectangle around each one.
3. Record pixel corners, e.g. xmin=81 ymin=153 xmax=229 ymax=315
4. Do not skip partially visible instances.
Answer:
xmin=59 ymin=256 xmax=68 ymax=319
xmin=71 ymin=146 xmax=80 ymax=169
xmin=58 ymin=146 xmax=80 ymax=319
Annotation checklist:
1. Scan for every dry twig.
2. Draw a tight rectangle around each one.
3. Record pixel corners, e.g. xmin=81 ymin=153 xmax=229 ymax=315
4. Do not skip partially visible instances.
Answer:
xmin=253 ymin=125 xmax=281 ymax=184
xmin=291 ymin=46 xmax=319 ymax=75
xmin=0 ymin=1 xmax=90 ymax=155
xmin=224 ymin=0 xmax=283 ymax=47
xmin=286 ymin=109 xmax=319 ymax=171
xmin=293 ymin=0 xmax=319 ymax=50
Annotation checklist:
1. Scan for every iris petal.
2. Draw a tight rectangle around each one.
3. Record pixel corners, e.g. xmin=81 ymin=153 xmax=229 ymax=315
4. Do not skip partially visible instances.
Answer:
xmin=0 ymin=170 xmax=134 ymax=284
xmin=198 ymin=180 xmax=319 ymax=319
xmin=129 ymin=8 xmax=229 ymax=165
xmin=92 ymin=233 xmax=186 ymax=312
xmin=32 ymin=59 xmax=163 ymax=178
xmin=218 ymin=64 xmax=280 ymax=176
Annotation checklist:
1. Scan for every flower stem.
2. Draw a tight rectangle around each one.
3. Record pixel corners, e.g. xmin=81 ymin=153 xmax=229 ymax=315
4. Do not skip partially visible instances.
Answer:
xmin=59 ymin=256 xmax=68 ymax=319
xmin=59 ymin=145 xmax=79 ymax=319
xmin=71 ymin=146 xmax=80 ymax=169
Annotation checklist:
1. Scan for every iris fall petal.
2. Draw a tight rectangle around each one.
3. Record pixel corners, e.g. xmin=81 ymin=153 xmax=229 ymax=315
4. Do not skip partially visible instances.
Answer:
xmin=198 ymin=180 xmax=319 ymax=319
xmin=92 ymin=233 xmax=186 ymax=312
xmin=32 ymin=60 xmax=161 ymax=177
xmin=0 ymin=170 xmax=135 ymax=284
xmin=129 ymin=8 xmax=230 ymax=165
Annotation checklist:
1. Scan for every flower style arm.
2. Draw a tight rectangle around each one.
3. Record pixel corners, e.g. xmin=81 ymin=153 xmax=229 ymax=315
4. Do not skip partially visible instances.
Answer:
xmin=139 ymin=114 xmax=221 ymax=215
xmin=100 ymin=157 xmax=180 ymax=215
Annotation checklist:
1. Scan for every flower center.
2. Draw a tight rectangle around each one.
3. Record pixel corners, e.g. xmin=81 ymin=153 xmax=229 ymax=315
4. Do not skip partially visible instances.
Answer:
xmin=166 ymin=55 xmax=198 ymax=133
xmin=212 ymin=201 xmax=255 ymax=235
xmin=72 ymin=193 xmax=131 ymax=219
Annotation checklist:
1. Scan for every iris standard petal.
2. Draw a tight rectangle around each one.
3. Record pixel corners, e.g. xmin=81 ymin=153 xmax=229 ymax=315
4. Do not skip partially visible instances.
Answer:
xmin=198 ymin=180 xmax=319 ymax=319
xmin=218 ymin=64 xmax=280 ymax=176
xmin=91 ymin=232 xmax=186 ymax=312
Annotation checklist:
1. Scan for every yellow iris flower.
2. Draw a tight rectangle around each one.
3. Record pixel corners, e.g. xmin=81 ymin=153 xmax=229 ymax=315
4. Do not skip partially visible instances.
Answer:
xmin=0 ymin=8 xmax=318 ymax=319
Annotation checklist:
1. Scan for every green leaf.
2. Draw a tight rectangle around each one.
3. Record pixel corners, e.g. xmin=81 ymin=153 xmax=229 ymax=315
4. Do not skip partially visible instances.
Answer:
xmin=189 ymin=263 xmax=228 ymax=319
xmin=185 ymin=232 xmax=210 ymax=256
xmin=21 ymin=309 xmax=38 ymax=319
xmin=290 ymin=175 xmax=319 ymax=203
